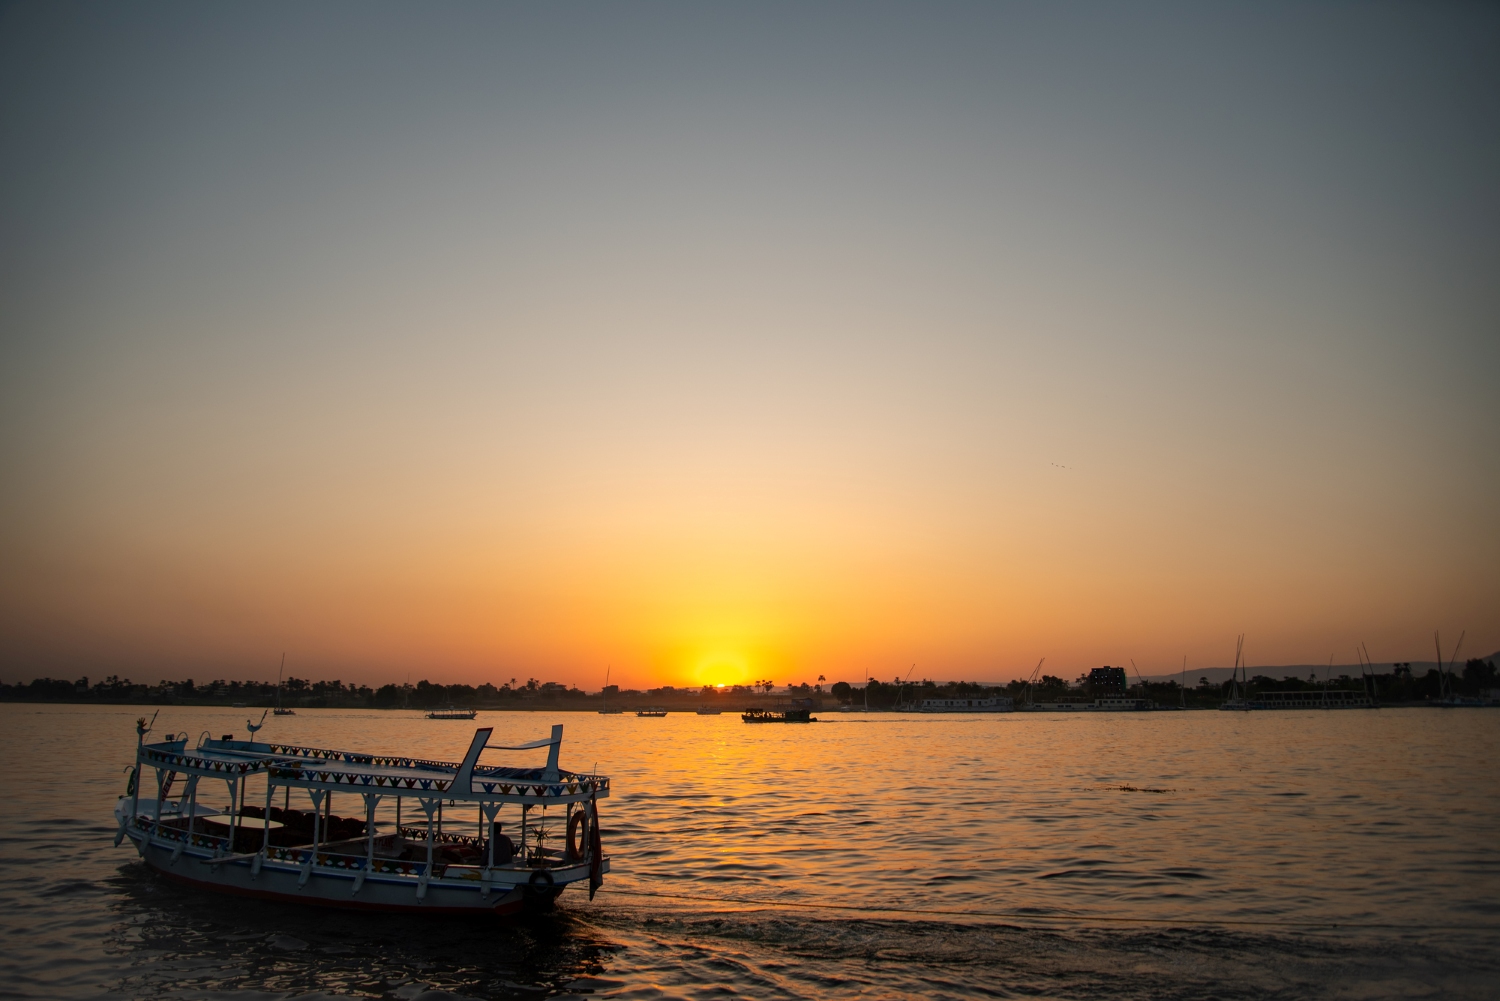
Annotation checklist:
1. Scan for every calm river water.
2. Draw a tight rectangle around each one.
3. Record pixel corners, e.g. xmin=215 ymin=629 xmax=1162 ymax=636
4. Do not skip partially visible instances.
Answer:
xmin=1 ymin=703 xmax=1496 ymax=999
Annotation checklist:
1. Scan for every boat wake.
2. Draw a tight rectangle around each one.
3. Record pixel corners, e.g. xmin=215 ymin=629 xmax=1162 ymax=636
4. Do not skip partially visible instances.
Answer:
xmin=96 ymin=875 xmax=1498 ymax=1000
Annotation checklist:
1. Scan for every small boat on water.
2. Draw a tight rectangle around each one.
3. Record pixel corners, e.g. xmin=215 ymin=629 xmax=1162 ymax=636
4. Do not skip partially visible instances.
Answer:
xmin=635 ymin=708 xmax=668 ymax=717
xmin=273 ymin=655 xmax=296 ymax=716
xmin=115 ymin=716 xmax=609 ymax=914
xmin=694 ymin=707 xmax=723 ymax=715
xmin=427 ymin=706 xmax=478 ymax=720
xmin=597 ymin=668 xmax=624 ymax=714
xmin=741 ymin=708 xmax=816 ymax=723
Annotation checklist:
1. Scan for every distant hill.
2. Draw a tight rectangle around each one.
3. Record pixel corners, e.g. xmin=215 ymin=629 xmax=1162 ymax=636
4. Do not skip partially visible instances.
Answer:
xmin=1142 ymin=651 xmax=1499 ymax=687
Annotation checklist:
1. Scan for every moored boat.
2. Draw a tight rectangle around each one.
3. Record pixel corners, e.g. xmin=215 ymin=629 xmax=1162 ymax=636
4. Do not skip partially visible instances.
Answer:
xmin=916 ymin=696 xmax=1014 ymax=713
xmin=1021 ymin=697 xmax=1155 ymax=712
xmin=1429 ymin=693 xmax=1500 ymax=708
xmin=635 ymin=708 xmax=668 ymax=717
xmin=1220 ymin=689 xmax=1375 ymax=710
xmin=115 ymin=717 xmax=609 ymax=915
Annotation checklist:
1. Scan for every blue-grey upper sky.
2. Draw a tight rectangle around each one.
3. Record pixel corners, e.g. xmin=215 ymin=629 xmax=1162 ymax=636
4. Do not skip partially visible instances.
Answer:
xmin=1 ymin=2 xmax=1496 ymax=685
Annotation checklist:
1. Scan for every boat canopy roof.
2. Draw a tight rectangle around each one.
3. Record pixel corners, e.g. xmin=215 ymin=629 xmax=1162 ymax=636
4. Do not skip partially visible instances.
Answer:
xmin=134 ymin=725 xmax=607 ymax=806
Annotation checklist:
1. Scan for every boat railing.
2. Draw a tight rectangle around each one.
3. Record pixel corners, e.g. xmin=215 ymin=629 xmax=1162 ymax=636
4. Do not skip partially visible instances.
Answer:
xmin=132 ymin=815 xmax=230 ymax=852
xmin=260 ymin=843 xmax=560 ymax=878
xmin=397 ymin=825 xmax=486 ymax=848
xmin=261 ymin=743 xmax=456 ymax=771
xmin=262 ymin=845 xmax=435 ymax=877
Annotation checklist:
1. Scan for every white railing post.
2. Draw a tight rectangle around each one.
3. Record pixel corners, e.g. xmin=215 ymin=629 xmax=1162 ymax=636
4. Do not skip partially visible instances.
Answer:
xmin=150 ymin=769 xmax=166 ymax=848
xmin=416 ymin=797 xmax=439 ymax=900
xmin=298 ymin=788 xmax=324 ymax=887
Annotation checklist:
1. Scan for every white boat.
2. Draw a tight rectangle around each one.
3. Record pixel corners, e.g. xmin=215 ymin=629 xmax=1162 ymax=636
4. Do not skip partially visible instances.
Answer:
xmin=1428 ymin=694 xmax=1500 ymax=708
xmin=916 ymin=696 xmax=1013 ymax=713
xmin=427 ymin=706 xmax=478 ymax=720
xmin=115 ymin=717 xmax=610 ymax=915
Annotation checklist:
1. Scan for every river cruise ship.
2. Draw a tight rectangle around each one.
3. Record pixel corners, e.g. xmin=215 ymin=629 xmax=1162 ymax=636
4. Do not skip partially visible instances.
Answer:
xmin=916 ymin=696 xmax=1014 ymax=713
xmin=115 ymin=718 xmax=608 ymax=915
xmin=1022 ymin=696 xmax=1154 ymax=712
xmin=1221 ymin=689 xmax=1375 ymax=710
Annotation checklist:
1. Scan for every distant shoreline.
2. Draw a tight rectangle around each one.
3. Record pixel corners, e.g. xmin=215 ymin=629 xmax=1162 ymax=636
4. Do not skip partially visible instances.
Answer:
xmin=5 ymin=656 xmax=1493 ymax=712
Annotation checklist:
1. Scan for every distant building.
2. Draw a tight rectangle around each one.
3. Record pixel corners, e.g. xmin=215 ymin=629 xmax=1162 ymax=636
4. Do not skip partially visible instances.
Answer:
xmin=1088 ymin=667 xmax=1128 ymax=695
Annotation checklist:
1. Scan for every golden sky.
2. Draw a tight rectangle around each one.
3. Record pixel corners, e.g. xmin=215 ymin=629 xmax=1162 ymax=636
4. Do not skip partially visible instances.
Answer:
xmin=1 ymin=4 xmax=1496 ymax=688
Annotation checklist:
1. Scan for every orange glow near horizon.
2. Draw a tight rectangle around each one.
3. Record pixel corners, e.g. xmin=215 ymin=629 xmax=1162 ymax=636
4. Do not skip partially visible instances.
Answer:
xmin=689 ymin=652 xmax=752 ymax=689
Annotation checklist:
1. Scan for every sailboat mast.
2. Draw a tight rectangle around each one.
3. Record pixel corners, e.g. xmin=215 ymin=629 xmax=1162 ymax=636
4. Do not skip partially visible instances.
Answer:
xmin=1025 ymin=657 xmax=1046 ymax=708
xmin=1230 ymin=635 xmax=1244 ymax=702
xmin=1434 ymin=631 xmax=1445 ymax=699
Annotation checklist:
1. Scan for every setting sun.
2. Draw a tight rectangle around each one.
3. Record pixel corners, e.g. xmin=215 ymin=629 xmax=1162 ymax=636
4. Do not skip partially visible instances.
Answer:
xmin=689 ymin=652 xmax=752 ymax=689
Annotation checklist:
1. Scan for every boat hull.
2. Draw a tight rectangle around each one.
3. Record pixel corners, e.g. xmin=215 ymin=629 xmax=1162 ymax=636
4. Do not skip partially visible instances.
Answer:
xmin=123 ymin=824 xmax=602 ymax=915
xmin=1220 ymin=693 xmax=1377 ymax=710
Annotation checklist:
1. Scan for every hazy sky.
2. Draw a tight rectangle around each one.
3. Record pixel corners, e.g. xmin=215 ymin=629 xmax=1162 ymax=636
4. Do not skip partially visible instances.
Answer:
xmin=2 ymin=2 xmax=1496 ymax=689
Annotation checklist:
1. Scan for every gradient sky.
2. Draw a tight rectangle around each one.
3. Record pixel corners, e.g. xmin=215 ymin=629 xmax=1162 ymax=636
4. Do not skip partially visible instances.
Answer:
xmin=2 ymin=2 xmax=1497 ymax=689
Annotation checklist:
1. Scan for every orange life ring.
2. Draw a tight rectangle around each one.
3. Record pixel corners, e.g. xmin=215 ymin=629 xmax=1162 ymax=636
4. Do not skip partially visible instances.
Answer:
xmin=566 ymin=809 xmax=587 ymax=860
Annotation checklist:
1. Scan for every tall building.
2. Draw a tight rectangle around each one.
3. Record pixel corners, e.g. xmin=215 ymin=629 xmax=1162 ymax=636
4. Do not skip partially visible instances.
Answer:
xmin=1088 ymin=667 xmax=1128 ymax=695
